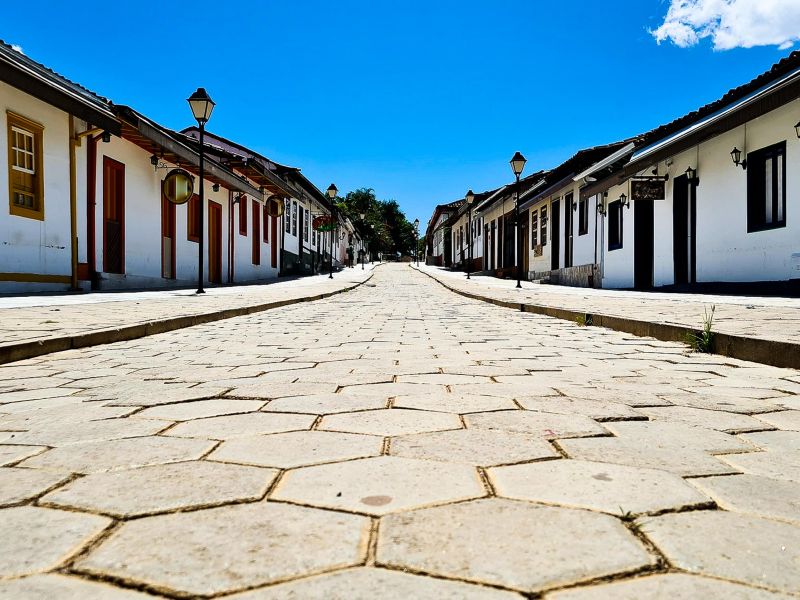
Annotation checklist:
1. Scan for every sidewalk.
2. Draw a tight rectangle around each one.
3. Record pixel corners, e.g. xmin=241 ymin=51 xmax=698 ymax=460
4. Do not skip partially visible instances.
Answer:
xmin=0 ymin=265 xmax=377 ymax=364
xmin=415 ymin=265 xmax=800 ymax=369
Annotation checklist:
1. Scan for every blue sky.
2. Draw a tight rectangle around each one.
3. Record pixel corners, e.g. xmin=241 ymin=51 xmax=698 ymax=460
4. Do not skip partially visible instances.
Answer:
xmin=3 ymin=1 xmax=796 ymax=222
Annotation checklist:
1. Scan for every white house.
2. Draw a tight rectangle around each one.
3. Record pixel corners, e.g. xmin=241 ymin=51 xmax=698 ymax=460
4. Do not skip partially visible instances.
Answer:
xmin=425 ymin=199 xmax=462 ymax=267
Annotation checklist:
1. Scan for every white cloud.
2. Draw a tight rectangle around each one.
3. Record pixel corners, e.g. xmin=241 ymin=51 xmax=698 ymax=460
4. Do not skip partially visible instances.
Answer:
xmin=10 ymin=44 xmax=24 ymax=54
xmin=652 ymin=0 xmax=800 ymax=50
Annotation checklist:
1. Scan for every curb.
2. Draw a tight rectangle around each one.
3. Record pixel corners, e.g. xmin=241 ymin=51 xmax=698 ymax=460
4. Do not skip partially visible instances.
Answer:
xmin=0 ymin=271 xmax=376 ymax=365
xmin=413 ymin=266 xmax=799 ymax=370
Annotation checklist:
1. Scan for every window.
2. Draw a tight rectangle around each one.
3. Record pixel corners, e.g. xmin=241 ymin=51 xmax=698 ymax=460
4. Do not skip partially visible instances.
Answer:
xmin=578 ymin=196 xmax=589 ymax=235
xmin=239 ymin=196 xmax=248 ymax=235
xmin=187 ymin=194 xmax=201 ymax=242
xmin=304 ymin=208 xmax=310 ymax=241
xmin=292 ymin=201 xmax=297 ymax=236
xmin=531 ymin=210 xmax=538 ymax=248
xmin=747 ymin=141 xmax=786 ymax=232
xmin=312 ymin=224 xmax=317 ymax=246
xmin=8 ymin=112 xmax=44 ymax=220
xmin=541 ymin=206 xmax=548 ymax=245
xmin=285 ymin=206 xmax=291 ymax=233
xmin=262 ymin=205 xmax=269 ymax=243
xmin=252 ymin=201 xmax=261 ymax=265
xmin=608 ymin=200 xmax=623 ymax=250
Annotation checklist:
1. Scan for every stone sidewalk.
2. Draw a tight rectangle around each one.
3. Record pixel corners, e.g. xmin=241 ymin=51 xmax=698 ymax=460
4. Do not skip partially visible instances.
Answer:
xmin=415 ymin=264 xmax=800 ymax=369
xmin=0 ymin=265 xmax=376 ymax=364
xmin=1 ymin=263 xmax=799 ymax=598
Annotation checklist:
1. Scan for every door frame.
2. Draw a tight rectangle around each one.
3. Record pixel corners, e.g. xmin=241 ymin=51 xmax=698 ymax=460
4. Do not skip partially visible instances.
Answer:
xmin=161 ymin=195 xmax=176 ymax=279
xmin=208 ymin=200 xmax=223 ymax=284
xmin=634 ymin=199 xmax=655 ymax=289
xmin=102 ymin=156 xmax=125 ymax=274
xmin=564 ymin=193 xmax=574 ymax=268
xmin=550 ymin=199 xmax=560 ymax=271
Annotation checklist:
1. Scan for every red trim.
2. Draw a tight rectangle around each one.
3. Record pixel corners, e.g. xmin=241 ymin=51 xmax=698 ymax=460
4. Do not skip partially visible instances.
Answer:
xmin=161 ymin=196 xmax=176 ymax=278
xmin=102 ymin=156 xmax=125 ymax=274
xmin=252 ymin=201 xmax=261 ymax=265
xmin=239 ymin=196 xmax=248 ymax=236
xmin=187 ymin=194 xmax=200 ymax=242
xmin=87 ymin=134 xmax=98 ymax=280
xmin=209 ymin=201 xmax=223 ymax=284
xmin=271 ymin=216 xmax=278 ymax=267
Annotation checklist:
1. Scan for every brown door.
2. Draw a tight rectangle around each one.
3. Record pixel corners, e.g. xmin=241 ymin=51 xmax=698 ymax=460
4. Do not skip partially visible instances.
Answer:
xmin=208 ymin=201 xmax=223 ymax=284
xmin=102 ymin=157 xmax=125 ymax=274
xmin=520 ymin=209 xmax=529 ymax=277
xmin=252 ymin=201 xmax=261 ymax=266
xmin=271 ymin=216 xmax=278 ymax=267
xmin=161 ymin=196 xmax=175 ymax=279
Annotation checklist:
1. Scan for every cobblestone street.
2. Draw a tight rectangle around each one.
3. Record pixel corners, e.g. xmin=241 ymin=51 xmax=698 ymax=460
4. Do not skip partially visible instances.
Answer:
xmin=1 ymin=263 xmax=799 ymax=598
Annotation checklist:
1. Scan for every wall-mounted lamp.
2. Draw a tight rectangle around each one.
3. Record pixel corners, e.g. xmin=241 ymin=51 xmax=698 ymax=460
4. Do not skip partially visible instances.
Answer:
xmin=101 ymin=131 xmax=111 ymax=143
xmin=795 ymin=121 xmax=800 ymax=139
xmin=685 ymin=166 xmax=699 ymax=186
xmin=150 ymin=154 xmax=158 ymax=167
xmin=212 ymin=183 xmax=220 ymax=192
xmin=259 ymin=186 xmax=265 ymax=195
xmin=619 ymin=193 xmax=630 ymax=209
xmin=730 ymin=147 xmax=747 ymax=170
xmin=597 ymin=203 xmax=607 ymax=216
xmin=572 ymin=200 xmax=578 ymax=211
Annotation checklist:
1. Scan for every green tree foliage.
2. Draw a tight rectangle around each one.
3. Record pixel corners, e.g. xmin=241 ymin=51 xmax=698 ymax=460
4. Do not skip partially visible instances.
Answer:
xmin=333 ymin=188 xmax=418 ymax=257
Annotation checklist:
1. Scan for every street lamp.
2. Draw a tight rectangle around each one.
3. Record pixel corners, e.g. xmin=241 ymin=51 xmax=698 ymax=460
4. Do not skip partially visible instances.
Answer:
xmin=327 ymin=184 xmax=337 ymax=279
xmin=465 ymin=189 xmax=475 ymax=279
xmin=187 ymin=87 xmax=215 ymax=294
xmin=359 ymin=212 xmax=366 ymax=270
xmin=509 ymin=151 xmax=526 ymax=288
xmin=414 ymin=218 xmax=420 ymax=266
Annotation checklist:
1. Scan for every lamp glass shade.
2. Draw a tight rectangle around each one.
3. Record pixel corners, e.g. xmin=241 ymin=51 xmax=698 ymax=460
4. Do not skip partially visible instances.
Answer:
xmin=620 ymin=193 xmax=627 ymax=205
xmin=731 ymin=147 xmax=742 ymax=165
xmin=326 ymin=184 xmax=338 ymax=199
xmin=685 ymin=166 xmax=696 ymax=181
xmin=359 ymin=212 xmax=366 ymax=220
xmin=414 ymin=219 xmax=419 ymax=227
xmin=509 ymin=151 xmax=527 ymax=176
xmin=466 ymin=189 xmax=475 ymax=205
xmin=187 ymin=88 xmax=215 ymax=124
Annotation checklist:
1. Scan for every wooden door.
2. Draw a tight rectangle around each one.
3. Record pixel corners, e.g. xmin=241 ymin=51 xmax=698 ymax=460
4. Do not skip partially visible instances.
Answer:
xmin=550 ymin=200 xmax=560 ymax=271
xmin=252 ymin=201 xmax=261 ymax=266
xmin=520 ymin=209 xmax=529 ymax=277
xmin=564 ymin=193 xmax=574 ymax=268
xmin=673 ymin=175 xmax=689 ymax=285
xmin=271 ymin=216 xmax=278 ymax=267
xmin=161 ymin=195 xmax=176 ymax=279
xmin=208 ymin=201 xmax=223 ymax=284
xmin=102 ymin=157 xmax=125 ymax=274
xmin=634 ymin=199 xmax=655 ymax=289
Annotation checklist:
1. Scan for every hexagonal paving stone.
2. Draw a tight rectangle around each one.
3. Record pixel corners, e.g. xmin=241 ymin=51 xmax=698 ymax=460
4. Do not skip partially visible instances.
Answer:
xmin=209 ymin=430 xmax=383 ymax=469
xmin=739 ymin=430 xmax=800 ymax=452
xmin=455 ymin=382 xmax=561 ymax=399
xmin=690 ymin=474 xmax=800 ymax=524
xmin=640 ymin=511 xmax=800 ymax=593
xmin=0 ymin=468 xmax=70 ymax=506
xmin=228 ymin=567 xmax=523 ymax=599
xmin=0 ymin=506 xmax=110 ymax=577
xmin=320 ymin=409 xmax=461 ymax=436
xmin=391 ymin=428 xmax=559 ymax=466
xmin=0 ymin=444 xmax=47 ymax=466
xmin=134 ymin=399 xmax=265 ymax=421
xmin=75 ymin=502 xmax=369 ymax=597
xmin=393 ymin=393 xmax=517 ymax=414
xmin=99 ymin=383 xmax=230 ymax=406
xmin=756 ymin=410 xmax=800 ymax=431
xmin=465 ymin=411 xmax=607 ymax=439
xmin=262 ymin=393 xmax=387 ymax=414
xmin=19 ymin=436 xmax=214 ymax=474
xmin=226 ymin=381 xmax=339 ymax=399
xmin=166 ymin=412 xmax=315 ymax=439
xmin=42 ymin=461 xmax=277 ymax=517
xmin=377 ymin=498 xmax=653 ymax=593
xmin=634 ymin=406 xmax=770 ymax=433
xmin=5 ymin=417 xmax=171 ymax=446
xmin=0 ymin=574 xmax=157 ymax=599
xmin=489 ymin=459 xmax=709 ymax=515
xmin=546 ymin=573 xmax=792 ymax=599
xmin=602 ymin=421 xmax=751 ymax=453
xmin=719 ymin=451 xmax=800 ymax=482
xmin=516 ymin=397 xmax=642 ymax=420
xmin=0 ymin=404 xmax=136 ymax=429
xmin=273 ymin=456 xmax=484 ymax=515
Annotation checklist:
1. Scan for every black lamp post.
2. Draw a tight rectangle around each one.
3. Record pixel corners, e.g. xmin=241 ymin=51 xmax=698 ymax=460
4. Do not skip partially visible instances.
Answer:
xmin=327 ymin=184 xmax=337 ymax=278
xmin=465 ymin=189 xmax=475 ymax=279
xmin=187 ymin=88 xmax=215 ymax=294
xmin=509 ymin=151 xmax=527 ymax=288
xmin=414 ymin=218 xmax=420 ymax=266
xmin=360 ymin=212 xmax=366 ymax=270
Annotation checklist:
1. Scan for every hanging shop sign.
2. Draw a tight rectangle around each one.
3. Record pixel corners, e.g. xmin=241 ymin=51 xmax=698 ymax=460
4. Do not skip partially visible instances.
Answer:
xmin=631 ymin=179 xmax=666 ymax=201
xmin=162 ymin=169 xmax=195 ymax=205
xmin=264 ymin=196 xmax=285 ymax=217
xmin=313 ymin=215 xmax=336 ymax=232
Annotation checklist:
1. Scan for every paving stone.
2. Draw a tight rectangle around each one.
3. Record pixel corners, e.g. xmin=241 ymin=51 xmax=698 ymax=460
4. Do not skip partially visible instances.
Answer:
xmin=210 ymin=430 xmax=382 ymax=468
xmin=0 ymin=395 xmax=89 ymax=414
xmin=0 ymin=388 xmax=78 ymax=404
xmin=640 ymin=511 xmax=800 ymax=594
xmin=0 ymin=444 xmax=47 ymax=466
xmin=76 ymin=502 xmax=369 ymax=596
xmin=393 ymin=393 xmax=517 ymax=413
xmin=20 ymin=436 xmax=214 ymax=473
xmin=546 ymin=573 xmax=793 ymax=599
xmin=739 ymin=430 xmax=800 ymax=452
xmin=756 ymin=410 xmax=800 ymax=431
xmin=134 ymin=399 xmax=265 ymax=421
xmin=97 ymin=383 xmax=230 ymax=407
xmin=378 ymin=498 xmax=653 ymax=593
xmin=226 ymin=381 xmax=339 ymax=399
xmin=517 ymin=397 xmax=642 ymax=420
xmin=0 ymin=467 xmax=70 ymax=506
xmin=490 ymin=459 xmax=709 ymax=515
xmin=0 ymin=574 xmax=158 ymax=599
xmin=273 ymin=455 xmax=484 ymax=515
xmin=603 ymin=421 xmax=751 ymax=453
xmin=229 ymin=567 xmax=523 ymax=599
xmin=465 ymin=411 xmax=607 ymax=439
xmin=391 ymin=428 xmax=559 ymax=466
xmin=0 ymin=506 xmax=110 ymax=577
xmin=5 ymin=417 xmax=171 ymax=446
xmin=690 ymin=474 xmax=800 ymax=524
xmin=338 ymin=382 xmax=446 ymax=399
xmin=166 ymin=412 xmax=315 ymax=439
xmin=455 ymin=382 xmax=561 ymax=399
xmin=320 ymin=409 xmax=461 ymax=436
xmin=42 ymin=461 xmax=276 ymax=517
xmin=262 ymin=393 xmax=387 ymax=414
xmin=660 ymin=392 xmax=783 ymax=414
xmin=718 ymin=451 xmax=800 ymax=483
xmin=0 ymin=404 xmax=136 ymax=429
xmin=636 ymin=405 xmax=770 ymax=433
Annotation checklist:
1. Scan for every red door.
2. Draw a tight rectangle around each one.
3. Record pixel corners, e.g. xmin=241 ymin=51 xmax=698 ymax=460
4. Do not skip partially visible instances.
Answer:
xmin=208 ymin=201 xmax=223 ymax=284
xmin=102 ymin=157 xmax=125 ymax=274
xmin=271 ymin=216 xmax=278 ymax=267
xmin=252 ymin=201 xmax=261 ymax=266
xmin=161 ymin=196 xmax=176 ymax=278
